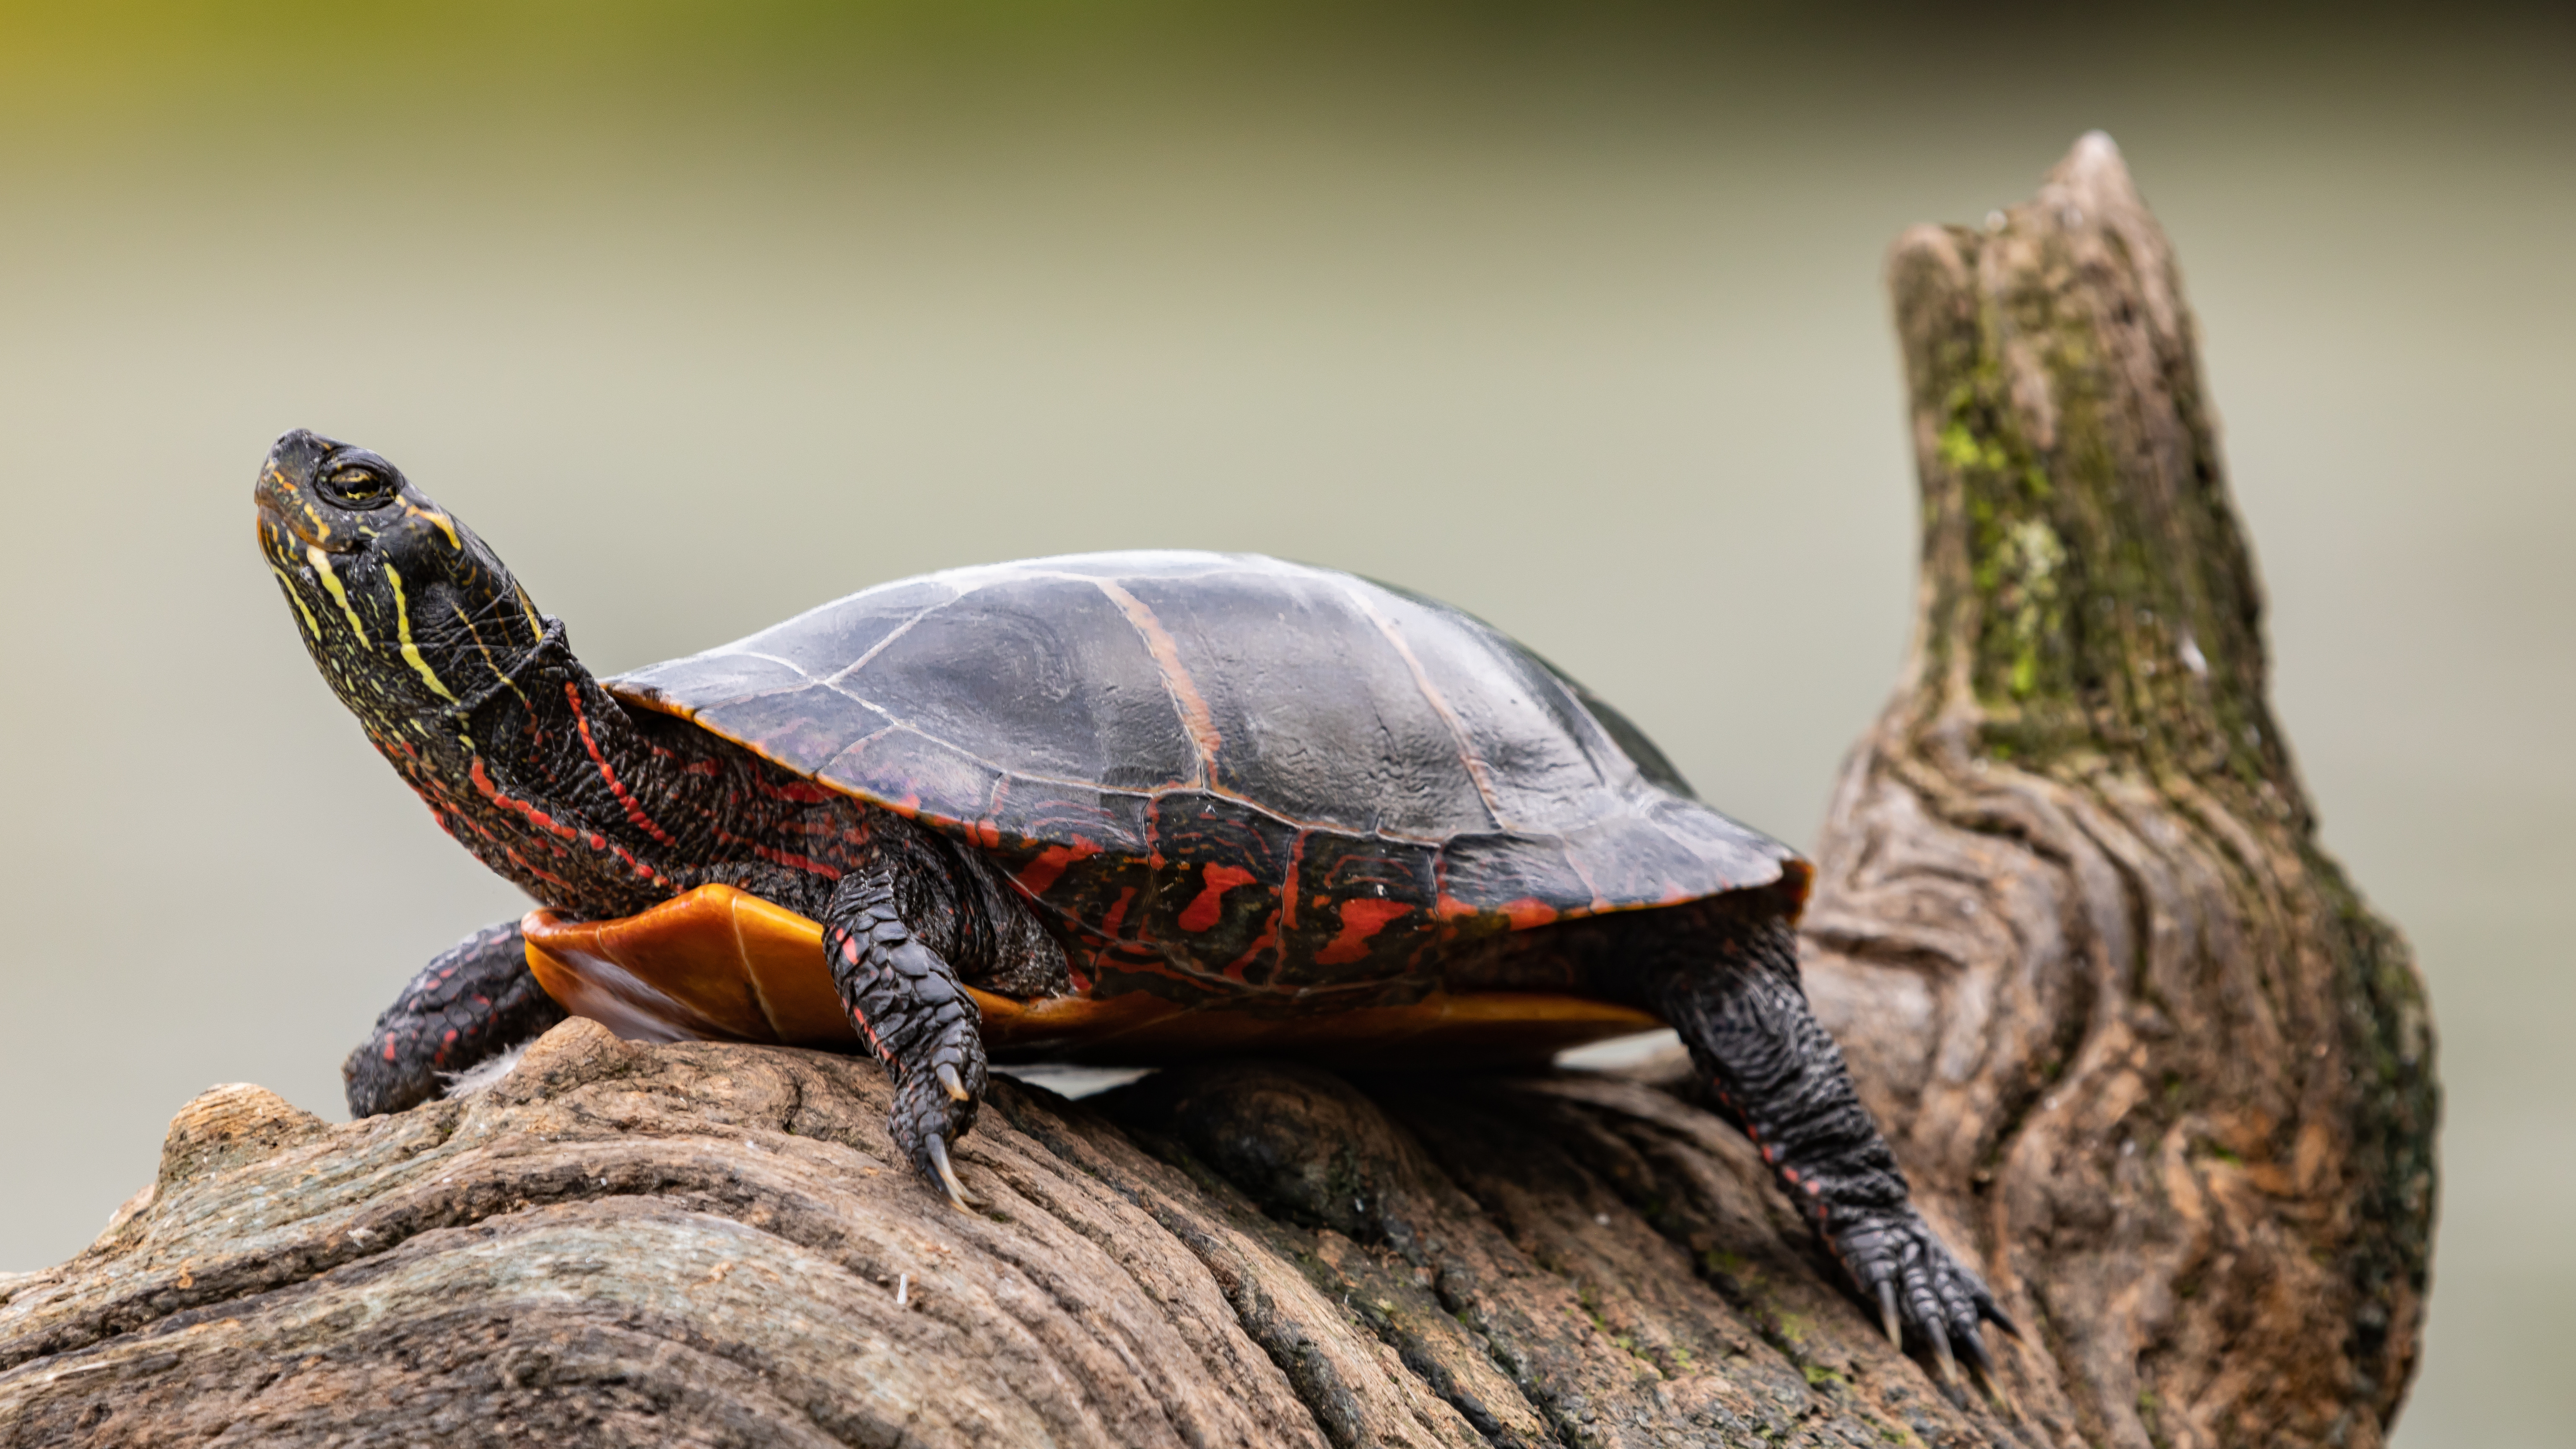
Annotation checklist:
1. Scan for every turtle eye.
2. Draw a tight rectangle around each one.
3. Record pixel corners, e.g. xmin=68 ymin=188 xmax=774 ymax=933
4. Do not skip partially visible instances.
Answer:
xmin=318 ymin=456 xmax=399 ymax=509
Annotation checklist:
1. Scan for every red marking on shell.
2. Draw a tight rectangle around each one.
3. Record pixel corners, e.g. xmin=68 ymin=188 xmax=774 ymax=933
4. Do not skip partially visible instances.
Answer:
xmin=1501 ymin=897 xmax=1558 ymax=930
xmin=1224 ymin=907 xmax=1282 ymax=980
xmin=1099 ymin=886 xmax=1137 ymax=940
xmin=1315 ymin=897 xmax=1413 ymax=966
xmin=1177 ymin=863 xmax=1258 ymax=933
xmin=1434 ymin=892 xmax=1477 ymax=921
xmin=1013 ymin=838 xmax=1101 ymax=898
xmin=973 ymin=818 xmax=1002 ymax=849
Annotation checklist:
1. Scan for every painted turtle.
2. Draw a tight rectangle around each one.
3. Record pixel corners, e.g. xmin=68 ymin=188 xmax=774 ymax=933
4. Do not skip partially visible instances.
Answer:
xmin=254 ymin=429 xmax=2008 ymax=1376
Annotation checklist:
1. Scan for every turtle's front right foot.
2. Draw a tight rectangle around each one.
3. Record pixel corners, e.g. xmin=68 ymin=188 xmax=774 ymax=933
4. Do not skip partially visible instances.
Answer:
xmin=887 ymin=1027 xmax=988 ymax=1209
xmin=822 ymin=864 xmax=990 ymax=1210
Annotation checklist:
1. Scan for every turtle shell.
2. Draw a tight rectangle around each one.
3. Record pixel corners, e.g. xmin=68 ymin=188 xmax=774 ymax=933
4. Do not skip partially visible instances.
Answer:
xmin=606 ymin=551 xmax=1803 ymax=1008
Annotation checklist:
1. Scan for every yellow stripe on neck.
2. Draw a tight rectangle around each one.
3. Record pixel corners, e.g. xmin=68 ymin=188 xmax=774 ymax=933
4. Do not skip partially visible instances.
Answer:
xmin=268 ymin=564 xmax=322 ymax=639
xmin=305 ymin=545 xmax=369 ymax=647
xmin=381 ymin=561 xmax=457 ymax=702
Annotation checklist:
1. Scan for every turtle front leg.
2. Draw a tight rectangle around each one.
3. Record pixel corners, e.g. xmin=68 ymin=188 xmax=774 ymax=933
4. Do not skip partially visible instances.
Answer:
xmin=822 ymin=866 xmax=989 ymax=1209
xmin=1657 ymin=918 xmax=2012 ymax=1397
xmin=344 ymin=920 xmax=567 ymax=1117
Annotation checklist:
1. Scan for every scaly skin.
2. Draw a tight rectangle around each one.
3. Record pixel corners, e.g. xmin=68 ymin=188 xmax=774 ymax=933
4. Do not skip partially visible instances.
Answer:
xmin=1654 ymin=918 xmax=2013 ymax=1386
xmin=823 ymin=867 xmax=990 ymax=1205
xmin=343 ymin=921 xmax=568 ymax=1117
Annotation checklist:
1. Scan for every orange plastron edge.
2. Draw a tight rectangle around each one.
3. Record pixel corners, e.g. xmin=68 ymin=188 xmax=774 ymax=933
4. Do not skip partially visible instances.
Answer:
xmin=522 ymin=883 xmax=1666 ymax=1068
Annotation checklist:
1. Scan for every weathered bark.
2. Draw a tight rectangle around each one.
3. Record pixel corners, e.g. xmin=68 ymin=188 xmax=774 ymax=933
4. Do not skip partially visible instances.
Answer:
xmin=1799 ymin=133 xmax=2436 ymax=1449
xmin=0 ymin=1030 xmax=1994 ymax=1448
xmin=0 ymin=135 xmax=2433 ymax=1449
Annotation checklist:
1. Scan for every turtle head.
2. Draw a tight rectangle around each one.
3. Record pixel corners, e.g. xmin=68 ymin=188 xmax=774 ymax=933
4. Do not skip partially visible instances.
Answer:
xmin=255 ymin=429 xmax=552 ymax=725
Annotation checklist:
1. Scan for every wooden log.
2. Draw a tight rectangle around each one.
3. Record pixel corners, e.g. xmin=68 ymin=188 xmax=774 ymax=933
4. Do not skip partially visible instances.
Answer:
xmin=0 ymin=134 xmax=2434 ymax=1449
xmin=1801 ymin=132 xmax=2436 ymax=1448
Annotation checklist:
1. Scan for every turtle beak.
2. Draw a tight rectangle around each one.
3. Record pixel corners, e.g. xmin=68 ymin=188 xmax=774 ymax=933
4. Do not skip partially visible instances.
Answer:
xmin=254 ymin=428 xmax=354 ymax=554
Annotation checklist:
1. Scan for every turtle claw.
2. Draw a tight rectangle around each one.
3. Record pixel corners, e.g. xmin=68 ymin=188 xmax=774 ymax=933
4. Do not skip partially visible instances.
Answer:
xmin=925 ymin=1134 xmax=978 ymax=1210
xmin=1830 ymin=1207 xmax=2010 ymax=1403
xmin=883 ymin=1052 xmax=987 ymax=1210
xmin=1957 ymin=1319 xmax=1994 ymax=1375
xmin=1984 ymin=1301 xmax=2023 ymax=1341
xmin=879 ymin=1010 xmax=988 ymax=1210
xmin=1931 ymin=1328 xmax=1963 ymax=1406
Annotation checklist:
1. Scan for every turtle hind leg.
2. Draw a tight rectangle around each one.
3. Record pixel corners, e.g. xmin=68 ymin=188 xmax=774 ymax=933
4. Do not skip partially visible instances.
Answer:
xmin=1645 ymin=914 xmax=2010 ymax=1394
xmin=822 ymin=864 xmax=989 ymax=1210
xmin=344 ymin=920 xmax=567 ymax=1117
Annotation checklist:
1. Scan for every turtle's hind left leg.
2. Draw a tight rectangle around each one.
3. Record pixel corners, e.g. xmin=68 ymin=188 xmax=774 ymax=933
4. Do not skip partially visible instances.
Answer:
xmin=1643 ymin=913 xmax=2013 ymax=1397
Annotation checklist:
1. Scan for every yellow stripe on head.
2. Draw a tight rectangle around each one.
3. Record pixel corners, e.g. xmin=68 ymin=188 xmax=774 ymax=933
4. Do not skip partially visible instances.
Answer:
xmin=408 ymin=505 xmax=462 ymax=551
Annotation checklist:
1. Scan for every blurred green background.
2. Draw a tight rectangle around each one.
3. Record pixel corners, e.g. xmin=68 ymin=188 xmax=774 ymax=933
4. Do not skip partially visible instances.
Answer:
xmin=1 ymin=3 xmax=2568 ymax=1442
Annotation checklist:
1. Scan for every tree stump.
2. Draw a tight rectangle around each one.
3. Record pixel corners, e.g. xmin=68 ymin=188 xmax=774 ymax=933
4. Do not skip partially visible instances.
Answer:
xmin=0 ymin=135 xmax=2434 ymax=1449
xmin=1798 ymin=132 xmax=2436 ymax=1449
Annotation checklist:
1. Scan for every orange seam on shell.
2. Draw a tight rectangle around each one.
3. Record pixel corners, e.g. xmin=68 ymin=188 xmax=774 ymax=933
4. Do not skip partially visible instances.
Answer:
xmin=1084 ymin=577 xmax=1223 ymax=785
xmin=1337 ymin=582 xmax=1511 ymax=831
